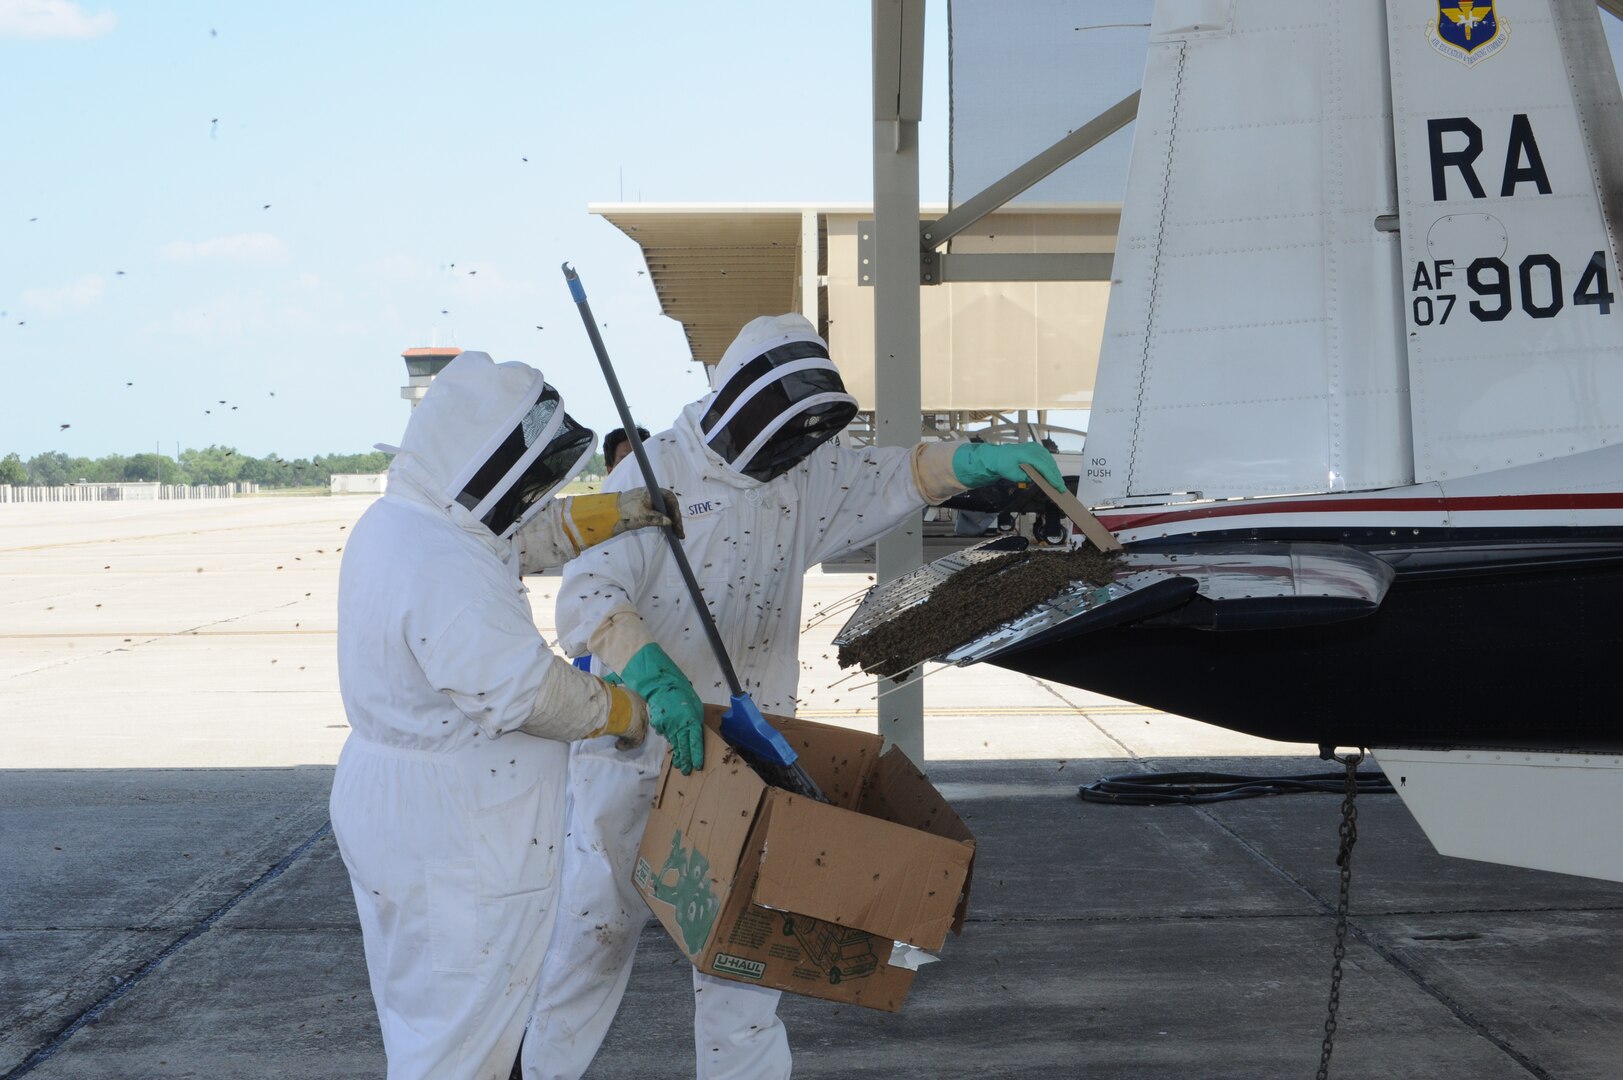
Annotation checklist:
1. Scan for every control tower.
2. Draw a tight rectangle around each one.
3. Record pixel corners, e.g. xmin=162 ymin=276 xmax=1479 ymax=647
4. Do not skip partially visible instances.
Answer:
xmin=400 ymin=346 xmax=461 ymax=409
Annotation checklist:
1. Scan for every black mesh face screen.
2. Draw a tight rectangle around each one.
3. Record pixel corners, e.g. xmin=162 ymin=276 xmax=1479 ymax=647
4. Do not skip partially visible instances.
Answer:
xmin=702 ymin=359 xmax=852 ymax=479
xmin=478 ymin=411 xmax=595 ymax=536
xmin=450 ymin=381 xmax=594 ymax=536
xmin=700 ymin=340 xmax=831 ymax=436
xmin=455 ymin=386 xmax=563 ymax=516
xmin=735 ymin=397 xmax=858 ymax=482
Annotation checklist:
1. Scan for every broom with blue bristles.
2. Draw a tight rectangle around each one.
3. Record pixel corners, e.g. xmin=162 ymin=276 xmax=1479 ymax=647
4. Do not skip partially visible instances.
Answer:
xmin=562 ymin=263 xmax=828 ymax=802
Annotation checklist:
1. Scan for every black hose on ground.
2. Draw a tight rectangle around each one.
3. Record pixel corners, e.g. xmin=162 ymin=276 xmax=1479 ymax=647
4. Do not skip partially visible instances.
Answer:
xmin=1078 ymin=769 xmax=1395 ymax=805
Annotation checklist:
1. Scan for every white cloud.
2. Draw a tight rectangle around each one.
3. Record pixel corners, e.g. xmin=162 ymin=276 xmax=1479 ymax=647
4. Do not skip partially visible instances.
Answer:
xmin=364 ymin=254 xmax=438 ymax=283
xmin=0 ymin=0 xmax=116 ymax=39
xmin=362 ymin=257 xmax=538 ymax=301
xmin=141 ymin=288 xmax=373 ymax=344
xmin=22 ymin=273 xmax=105 ymax=313
xmin=445 ymin=263 xmax=545 ymax=304
xmin=159 ymin=232 xmax=291 ymax=265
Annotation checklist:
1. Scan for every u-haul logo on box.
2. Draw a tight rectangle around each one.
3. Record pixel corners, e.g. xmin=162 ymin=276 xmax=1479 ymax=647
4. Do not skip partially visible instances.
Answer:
xmin=712 ymin=953 xmax=765 ymax=981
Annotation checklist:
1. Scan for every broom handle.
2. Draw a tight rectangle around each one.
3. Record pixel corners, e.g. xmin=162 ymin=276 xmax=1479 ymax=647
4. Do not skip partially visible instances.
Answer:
xmin=562 ymin=264 xmax=745 ymax=697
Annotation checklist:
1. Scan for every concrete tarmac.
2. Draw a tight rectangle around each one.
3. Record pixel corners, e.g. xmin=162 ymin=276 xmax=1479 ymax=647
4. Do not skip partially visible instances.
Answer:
xmin=4 ymin=497 xmax=1622 ymax=1078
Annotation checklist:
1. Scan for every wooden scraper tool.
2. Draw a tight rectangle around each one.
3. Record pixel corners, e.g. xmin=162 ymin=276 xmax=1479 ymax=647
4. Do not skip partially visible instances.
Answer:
xmin=1020 ymin=463 xmax=1123 ymax=553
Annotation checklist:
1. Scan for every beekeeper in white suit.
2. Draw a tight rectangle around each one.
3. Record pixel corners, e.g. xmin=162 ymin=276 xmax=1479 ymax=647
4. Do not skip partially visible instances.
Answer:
xmin=532 ymin=314 xmax=1064 ymax=1080
xmin=329 ymin=350 xmax=704 ymax=1080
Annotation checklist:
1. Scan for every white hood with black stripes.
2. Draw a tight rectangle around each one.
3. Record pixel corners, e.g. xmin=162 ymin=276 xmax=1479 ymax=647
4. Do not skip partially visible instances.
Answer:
xmin=698 ymin=314 xmax=859 ymax=483
xmin=386 ymin=350 xmax=596 ymax=541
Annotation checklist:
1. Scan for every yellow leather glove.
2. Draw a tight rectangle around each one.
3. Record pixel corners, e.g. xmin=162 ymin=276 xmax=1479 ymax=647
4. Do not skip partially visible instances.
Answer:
xmin=518 ymin=661 xmax=648 ymax=746
xmin=562 ymin=489 xmax=683 ymax=553
xmin=588 ymin=682 xmax=649 ymax=750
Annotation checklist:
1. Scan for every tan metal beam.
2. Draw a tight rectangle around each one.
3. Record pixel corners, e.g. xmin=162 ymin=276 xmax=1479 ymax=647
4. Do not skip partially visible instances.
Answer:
xmin=922 ymin=92 xmax=1140 ymax=252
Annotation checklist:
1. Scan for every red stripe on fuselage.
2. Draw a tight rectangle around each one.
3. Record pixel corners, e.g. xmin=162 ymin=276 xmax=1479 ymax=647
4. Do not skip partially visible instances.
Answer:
xmin=1096 ymin=492 xmax=1623 ymax=532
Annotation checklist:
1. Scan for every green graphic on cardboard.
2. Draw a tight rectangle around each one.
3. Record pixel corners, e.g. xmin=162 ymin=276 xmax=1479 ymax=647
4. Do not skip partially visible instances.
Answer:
xmin=641 ymin=829 xmax=720 ymax=954
xmin=781 ymin=914 xmax=880 ymax=985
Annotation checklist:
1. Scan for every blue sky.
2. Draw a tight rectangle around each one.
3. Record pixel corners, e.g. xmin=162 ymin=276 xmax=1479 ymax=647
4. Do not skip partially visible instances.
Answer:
xmin=0 ymin=1 xmax=952 ymax=459
xmin=10 ymin=2 xmax=1618 ymax=463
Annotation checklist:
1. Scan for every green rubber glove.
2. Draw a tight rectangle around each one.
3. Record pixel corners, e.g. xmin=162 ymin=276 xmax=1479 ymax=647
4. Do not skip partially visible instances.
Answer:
xmin=952 ymin=442 xmax=1066 ymax=491
xmin=619 ymin=642 xmax=705 ymax=773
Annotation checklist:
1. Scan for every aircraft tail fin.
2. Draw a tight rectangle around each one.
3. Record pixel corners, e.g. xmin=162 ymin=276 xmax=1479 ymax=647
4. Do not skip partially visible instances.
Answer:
xmin=1081 ymin=0 xmax=1623 ymax=507
xmin=1081 ymin=1 xmax=1410 ymax=506
xmin=1391 ymin=0 xmax=1623 ymax=483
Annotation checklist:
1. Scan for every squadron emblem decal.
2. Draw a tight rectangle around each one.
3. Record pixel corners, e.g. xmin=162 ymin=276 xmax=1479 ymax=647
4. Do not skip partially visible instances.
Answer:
xmin=1427 ymin=2 xmax=1509 ymax=67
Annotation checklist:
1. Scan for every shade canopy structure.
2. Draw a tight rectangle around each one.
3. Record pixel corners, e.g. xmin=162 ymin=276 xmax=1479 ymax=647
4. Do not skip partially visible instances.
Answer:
xmin=591 ymin=202 xmax=1118 ymax=413
xmin=591 ymin=204 xmax=813 ymax=367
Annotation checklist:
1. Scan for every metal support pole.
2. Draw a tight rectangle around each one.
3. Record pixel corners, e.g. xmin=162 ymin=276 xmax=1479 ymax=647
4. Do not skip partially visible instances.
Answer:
xmin=872 ymin=0 xmax=925 ymax=762
xmin=800 ymin=210 xmax=820 ymax=326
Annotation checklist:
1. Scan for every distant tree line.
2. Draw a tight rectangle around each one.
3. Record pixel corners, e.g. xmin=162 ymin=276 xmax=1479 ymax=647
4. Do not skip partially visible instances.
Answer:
xmin=0 ymin=447 xmax=395 ymax=488
xmin=0 ymin=448 xmax=612 ymax=488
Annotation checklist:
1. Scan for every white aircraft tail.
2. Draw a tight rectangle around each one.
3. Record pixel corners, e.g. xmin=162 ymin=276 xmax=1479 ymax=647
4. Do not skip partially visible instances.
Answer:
xmin=1081 ymin=0 xmax=1623 ymax=506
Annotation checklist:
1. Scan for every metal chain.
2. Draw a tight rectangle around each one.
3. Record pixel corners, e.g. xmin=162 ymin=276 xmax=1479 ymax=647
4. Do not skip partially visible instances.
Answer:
xmin=1316 ymin=749 xmax=1364 ymax=1080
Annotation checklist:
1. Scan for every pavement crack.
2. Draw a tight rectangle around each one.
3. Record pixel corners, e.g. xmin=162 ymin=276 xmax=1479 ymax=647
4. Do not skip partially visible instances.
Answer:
xmin=2 ymin=819 xmax=333 ymax=1080
xmin=210 ymin=925 xmax=358 ymax=933
xmin=1193 ymin=806 xmax=1555 ymax=1079
xmin=7 ymin=599 xmax=304 ymax=679
xmin=1030 ymin=678 xmax=1139 ymax=759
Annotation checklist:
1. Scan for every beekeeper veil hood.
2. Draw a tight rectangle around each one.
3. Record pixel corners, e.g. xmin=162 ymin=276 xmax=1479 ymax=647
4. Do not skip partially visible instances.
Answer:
xmin=700 ymin=314 xmax=859 ymax=483
xmin=396 ymin=351 xmax=596 ymax=538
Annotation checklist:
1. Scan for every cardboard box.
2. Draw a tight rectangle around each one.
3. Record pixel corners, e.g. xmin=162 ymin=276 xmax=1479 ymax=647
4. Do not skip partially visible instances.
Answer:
xmin=633 ymin=706 xmax=975 ymax=1012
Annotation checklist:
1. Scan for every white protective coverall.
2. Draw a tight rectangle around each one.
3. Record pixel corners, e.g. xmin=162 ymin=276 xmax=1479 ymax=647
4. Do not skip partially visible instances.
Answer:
xmin=330 ymin=351 xmax=653 ymax=1080
xmin=531 ymin=315 xmax=966 ymax=1080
